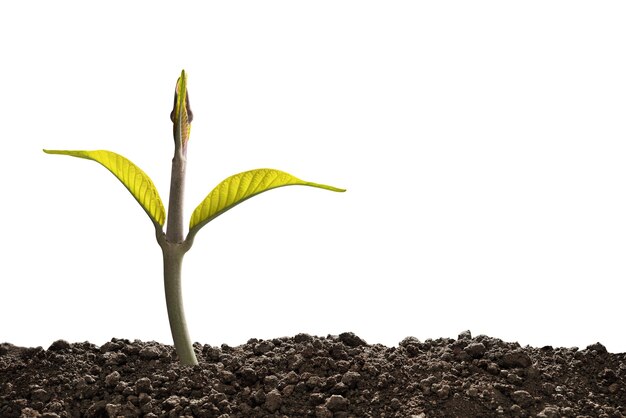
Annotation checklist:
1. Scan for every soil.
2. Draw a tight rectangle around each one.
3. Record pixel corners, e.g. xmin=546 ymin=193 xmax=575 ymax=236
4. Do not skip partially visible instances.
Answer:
xmin=0 ymin=331 xmax=624 ymax=418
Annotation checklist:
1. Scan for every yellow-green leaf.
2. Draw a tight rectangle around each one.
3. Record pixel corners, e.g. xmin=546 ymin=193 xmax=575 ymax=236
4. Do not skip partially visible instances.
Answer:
xmin=189 ymin=168 xmax=345 ymax=234
xmin=171 ymin=69 xmax=192 ymax=149
xmin=43 ymin=149 xmax=166 ymax=227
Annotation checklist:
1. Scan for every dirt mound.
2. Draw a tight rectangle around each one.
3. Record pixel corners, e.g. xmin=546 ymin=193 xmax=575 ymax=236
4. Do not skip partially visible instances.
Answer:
xmin=1 ymin=331 xmax=624 ymax=417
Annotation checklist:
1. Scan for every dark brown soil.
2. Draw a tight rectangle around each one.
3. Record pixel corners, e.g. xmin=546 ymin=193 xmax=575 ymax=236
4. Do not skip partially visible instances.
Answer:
xmin=1 ymin=331 xmax=624 ymax=417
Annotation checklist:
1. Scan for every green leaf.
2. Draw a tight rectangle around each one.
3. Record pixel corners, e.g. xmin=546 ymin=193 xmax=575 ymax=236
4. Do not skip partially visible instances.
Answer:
xmin=171 ymin=69 xmax=192 ymax=149
xmin=189 ymin=168 xmax=345 ymax=234
xmin=43 ymin=149 xmax=166 ymax=227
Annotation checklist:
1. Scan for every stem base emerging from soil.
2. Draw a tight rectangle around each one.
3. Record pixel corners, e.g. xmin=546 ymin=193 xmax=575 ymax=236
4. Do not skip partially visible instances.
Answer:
xmin=161 ymin=243 xmax=197 ymax=365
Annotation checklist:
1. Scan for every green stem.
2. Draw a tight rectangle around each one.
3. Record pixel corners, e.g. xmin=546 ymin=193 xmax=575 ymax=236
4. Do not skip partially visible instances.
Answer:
xmin=166 ymin=147 xmax=186 ymax=243
xmin=161 ymin=136 xmax=198 ymax=365
xmin=161 ymin=242 xmax=197 ymax=365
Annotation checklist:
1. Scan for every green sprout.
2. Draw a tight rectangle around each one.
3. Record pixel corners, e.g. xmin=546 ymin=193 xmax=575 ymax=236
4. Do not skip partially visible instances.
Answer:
xmin=44 ymin=70 xmax=345 ymax=365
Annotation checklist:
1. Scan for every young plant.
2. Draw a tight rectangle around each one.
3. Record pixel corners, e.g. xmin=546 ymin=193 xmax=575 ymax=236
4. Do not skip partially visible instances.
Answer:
xmin=44 ymin=70 xmax=345 ymax=365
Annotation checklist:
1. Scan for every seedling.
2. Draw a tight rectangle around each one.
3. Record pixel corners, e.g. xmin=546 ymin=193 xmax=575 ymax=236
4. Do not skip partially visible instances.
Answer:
xmin=44 ymin=70 xmax=345 ymax=365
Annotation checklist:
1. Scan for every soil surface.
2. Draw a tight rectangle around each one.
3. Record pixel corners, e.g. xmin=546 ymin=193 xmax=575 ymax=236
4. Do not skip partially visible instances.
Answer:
xmin=1 ymin=331 xmax=624 ymax=417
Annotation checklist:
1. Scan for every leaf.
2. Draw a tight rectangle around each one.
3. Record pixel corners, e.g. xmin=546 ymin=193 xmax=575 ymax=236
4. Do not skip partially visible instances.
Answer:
xmin=43 ymin=149 xmax=166 ymax=227
xmin=188 ymin=168 xmax=345 ymax=235
xmin=171 ymin=69 xmax=192 ymax=149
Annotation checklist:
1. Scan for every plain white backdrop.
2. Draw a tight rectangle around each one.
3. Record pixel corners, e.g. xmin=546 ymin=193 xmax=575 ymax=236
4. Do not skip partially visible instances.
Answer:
xmin=1 ymin=2 xmax=625 ymax=353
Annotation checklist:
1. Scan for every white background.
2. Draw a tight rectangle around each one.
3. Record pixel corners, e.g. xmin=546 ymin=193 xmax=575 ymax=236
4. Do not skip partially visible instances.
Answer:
xmin=1 ymin=2 xmax=625 ymax=353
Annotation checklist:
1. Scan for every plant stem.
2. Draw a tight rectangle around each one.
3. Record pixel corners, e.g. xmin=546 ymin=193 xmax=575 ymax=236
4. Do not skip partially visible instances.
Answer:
xmin=166 ymin=147 xmax=187 ymax=244
xmin=162 ymin=141 xmax=198 ymax=365
xmin=161 ymin=242 xmax=197 ymax=365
